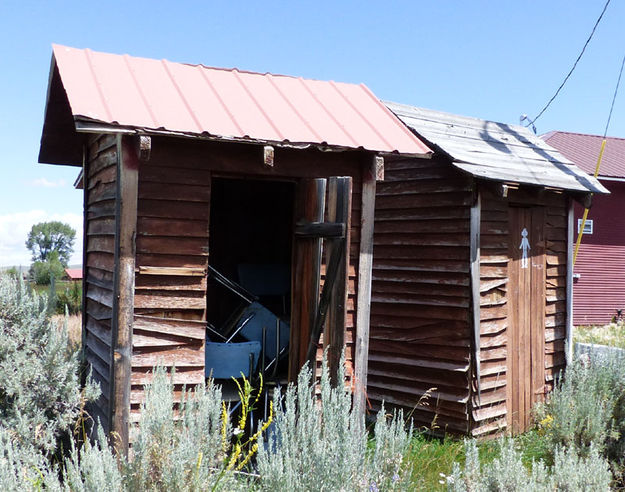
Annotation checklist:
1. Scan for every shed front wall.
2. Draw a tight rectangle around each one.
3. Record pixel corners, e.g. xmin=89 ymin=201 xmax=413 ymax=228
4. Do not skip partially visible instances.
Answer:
xmin=128 ymin=137 xmax=365 ymax=423
xmin=368 ymin=156 xmax=474 ymax=434
xmin=472 ymin=187 xmax=569 ymax=436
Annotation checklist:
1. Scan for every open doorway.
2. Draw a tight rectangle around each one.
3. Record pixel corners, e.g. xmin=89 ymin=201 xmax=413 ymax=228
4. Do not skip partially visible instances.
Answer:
xmin=205 ymin=177 xmax=295 ymax=401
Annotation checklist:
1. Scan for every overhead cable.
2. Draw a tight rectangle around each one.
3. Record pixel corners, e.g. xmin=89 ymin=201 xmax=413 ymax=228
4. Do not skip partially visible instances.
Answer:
xmin=573 ymin=51 xmax=624 ymax=265
xmin=603 ymin=53 xmax=625 ymax=137
xmin=526 ymin=0 xmax=612 ymax=128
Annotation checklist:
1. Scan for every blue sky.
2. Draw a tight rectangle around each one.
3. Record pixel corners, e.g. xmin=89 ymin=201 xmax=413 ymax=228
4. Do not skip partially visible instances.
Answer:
xmin=1 ymin=0 xmax=623 ymax=266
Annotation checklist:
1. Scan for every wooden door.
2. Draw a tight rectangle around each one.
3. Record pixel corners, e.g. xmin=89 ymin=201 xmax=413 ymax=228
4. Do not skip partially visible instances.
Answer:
xmin=289 ymin=177 xmax=352 ymax=382
xmin=507 ymin=206 xmax=546 ymax=433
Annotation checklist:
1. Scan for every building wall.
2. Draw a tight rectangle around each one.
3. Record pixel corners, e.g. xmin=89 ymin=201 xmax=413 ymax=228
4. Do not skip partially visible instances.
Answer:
xmin=471 ymin=189 xmax=569 ymax=436
xmin=127 ymin=137 xmax=365 ymax=421
xmin=83 ymin=134 xmax=118 ymax=431
xmin=131 ymin=141 xmax=210 ymax=422
xmin=573 ymin=181 xmax=625 ymax=325
xmin=368 ymin=156 xmax=474 ymax=434
xmin=471 ymin=190 xmax=509 ymax=436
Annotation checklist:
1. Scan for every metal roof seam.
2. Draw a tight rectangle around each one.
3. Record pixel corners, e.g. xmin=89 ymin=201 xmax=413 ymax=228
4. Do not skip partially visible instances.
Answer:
xmin=329 ymin=80 xmax=393 ymax=150
xmin=123 ymin=54 xmax=158 ymax=129
xmin=195 ymin=64 xmax=244 ymax=137
xmin=161 ymin=59 xmax=204 ymax=134
xmin=82 ymin=48 xmax=113 ymax=123
xmin=231 ymin=69 xmax=285 ymax=141
xmin=265 ymin=73 xmax=324 ymax=143
xmin=296 ymin=77 xmax=359 ymax=148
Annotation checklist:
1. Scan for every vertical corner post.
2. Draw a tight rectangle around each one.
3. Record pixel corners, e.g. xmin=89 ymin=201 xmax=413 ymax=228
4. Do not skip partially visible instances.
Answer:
xmin=353 ymin=156 xmax=377 ymax=417
xmin=470 ymin=190 xmax=481 ymax=403
xmin=565 ymin=198 xmax=574 ymax=364
xmin=111 ymin=134 xmax=140 ymax=455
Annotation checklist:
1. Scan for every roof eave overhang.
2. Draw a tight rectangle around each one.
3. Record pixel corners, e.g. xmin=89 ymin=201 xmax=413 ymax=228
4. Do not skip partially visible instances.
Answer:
xmin=451 ymin=160 xmax=610 ymax=195
xmin=72 ymin=118 xmax=432 ymax=159
xmin=38 ymin=55 xmax=84 ymax=166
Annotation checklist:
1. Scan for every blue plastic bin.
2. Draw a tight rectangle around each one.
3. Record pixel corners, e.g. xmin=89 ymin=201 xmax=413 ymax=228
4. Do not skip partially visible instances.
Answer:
xmin=237 ymin=301 xmax=290 ymax=361
xmin=204 ymin=341 xmax=261 ymax=379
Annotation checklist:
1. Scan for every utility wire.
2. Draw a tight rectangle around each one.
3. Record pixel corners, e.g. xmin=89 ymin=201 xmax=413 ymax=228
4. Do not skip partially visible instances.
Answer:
xmin=573 ymin=50 xmax=624 ymax=266
xmin=525 ymin=0 xmax=612 ymax=128
xmin=603 ymin=53 xmax=625 ymax=137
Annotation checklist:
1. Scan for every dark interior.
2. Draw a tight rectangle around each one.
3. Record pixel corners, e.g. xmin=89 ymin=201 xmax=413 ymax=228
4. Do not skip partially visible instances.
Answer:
xmin=206 ymin=177 xmax=295 ymax=386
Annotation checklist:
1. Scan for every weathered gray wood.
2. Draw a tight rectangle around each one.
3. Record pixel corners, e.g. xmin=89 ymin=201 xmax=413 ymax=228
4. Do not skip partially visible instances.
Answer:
xmin=470 ymin=192 xmax=481 ymax=401
xmin=386 ymin=102 xmax=607 ymax=194
xmin=354 ymin=158 xmax=376 ymax=416
xmin=111 ymin=134 xmax=139 ymax=455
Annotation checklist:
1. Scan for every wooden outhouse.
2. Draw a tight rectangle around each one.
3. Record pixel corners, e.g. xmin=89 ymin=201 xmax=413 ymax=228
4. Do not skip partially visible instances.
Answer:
xmin=38 ymin=45 xmax=432 ymax=449
xmin=367 ymin=103 xmax=607 ymax=436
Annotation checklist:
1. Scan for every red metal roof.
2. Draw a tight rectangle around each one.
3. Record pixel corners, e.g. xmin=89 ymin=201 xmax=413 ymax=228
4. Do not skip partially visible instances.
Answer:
xmin=64 ymin=268 xmax=83 ymax=280
xmin=42 ymin=45 xmax=430 ymax=163
xmin=542 ymin=131 xmax=625 ymax=179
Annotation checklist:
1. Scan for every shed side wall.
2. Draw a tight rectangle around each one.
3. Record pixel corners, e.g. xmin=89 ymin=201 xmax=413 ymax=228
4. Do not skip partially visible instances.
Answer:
xmin=368 ymin=156 xmax=473 ymax=433
xmin=84 ymin=134 xmax=118 ymax=432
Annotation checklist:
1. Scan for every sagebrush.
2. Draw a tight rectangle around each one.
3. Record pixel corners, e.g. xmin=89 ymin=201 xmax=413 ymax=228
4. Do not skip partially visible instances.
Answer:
xmin=0 ymin=274 xmax=98 ymax=455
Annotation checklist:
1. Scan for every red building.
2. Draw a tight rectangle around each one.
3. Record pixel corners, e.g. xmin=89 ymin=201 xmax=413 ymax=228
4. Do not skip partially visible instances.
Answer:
xmin=542 ymin=131 xmax=625 ymax=325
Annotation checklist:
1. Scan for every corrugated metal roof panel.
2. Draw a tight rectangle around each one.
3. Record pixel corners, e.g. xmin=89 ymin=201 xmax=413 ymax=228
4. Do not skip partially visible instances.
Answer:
xmin=386 ymin=102 xmax=608 ymax=194
xmin=43 ymin=45 xmax=430 ymax=163
xmin=542 ymin=131 xmax=625 ymax=179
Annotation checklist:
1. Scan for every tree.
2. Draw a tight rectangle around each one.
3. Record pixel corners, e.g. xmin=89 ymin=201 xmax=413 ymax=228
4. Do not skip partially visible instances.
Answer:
xmin=30 ymin=250 xmax=65 ymax=285
xmin=25 ymin=221 xmax=76 ymax=267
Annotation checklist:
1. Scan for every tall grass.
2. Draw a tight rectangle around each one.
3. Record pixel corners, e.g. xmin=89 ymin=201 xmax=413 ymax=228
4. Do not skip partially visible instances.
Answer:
xmin=575 ymin=323 xmax=625 ymax=349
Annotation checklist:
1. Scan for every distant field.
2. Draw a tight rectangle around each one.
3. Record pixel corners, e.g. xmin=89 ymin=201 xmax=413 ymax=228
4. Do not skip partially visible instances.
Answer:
xmin=31 ymin=280 xmax=77 ymax=296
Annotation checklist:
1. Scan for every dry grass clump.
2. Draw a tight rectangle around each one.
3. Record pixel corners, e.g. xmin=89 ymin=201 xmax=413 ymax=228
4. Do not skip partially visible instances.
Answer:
xmin=51 ymin=313 xmax=82 ymax=350
xmin=575 ymin=322 xmax=625 ymax=349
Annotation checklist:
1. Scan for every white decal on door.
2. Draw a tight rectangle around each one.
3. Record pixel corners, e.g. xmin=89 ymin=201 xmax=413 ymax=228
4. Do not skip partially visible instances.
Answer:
xmin=519 ymin=228 xmax=530 ymax=269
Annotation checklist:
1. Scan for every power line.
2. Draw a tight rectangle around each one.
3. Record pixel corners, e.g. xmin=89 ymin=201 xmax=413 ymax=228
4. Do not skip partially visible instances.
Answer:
xmin=525 ymin=0 xmax=612 ymax=128
xmin=603 ymin=53 xmax=625 ymax=137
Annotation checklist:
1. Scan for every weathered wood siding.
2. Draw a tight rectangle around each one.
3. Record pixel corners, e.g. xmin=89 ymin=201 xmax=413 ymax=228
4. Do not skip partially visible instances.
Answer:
xmin=544 ymin=195 xmax=568 ymax=391
xmin=84 ymin=134 xmax=117 ymax=431
xmin=128 ymin=137 xmax=365 ymax=415
xmin=471 ymin=189 xmax=569 ymax=436
xmin=472 ymin=190 xmax=509 ymax=436
xmin=368 ymin=157 xmax=474 ymax=433
xmin=131 ymin=147 xmax=210 ymax=419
